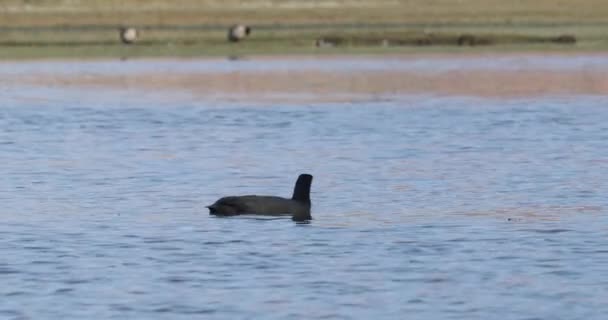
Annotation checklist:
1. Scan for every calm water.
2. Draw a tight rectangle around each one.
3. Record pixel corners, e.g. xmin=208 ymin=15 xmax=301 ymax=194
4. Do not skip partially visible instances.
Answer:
xmin=2 ymin=60 xmax=608 ymax=319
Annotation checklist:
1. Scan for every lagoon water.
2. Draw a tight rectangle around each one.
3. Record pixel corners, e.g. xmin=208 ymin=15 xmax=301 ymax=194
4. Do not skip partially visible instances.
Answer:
xmin=1 ymin=60 xmax=608 ymax=319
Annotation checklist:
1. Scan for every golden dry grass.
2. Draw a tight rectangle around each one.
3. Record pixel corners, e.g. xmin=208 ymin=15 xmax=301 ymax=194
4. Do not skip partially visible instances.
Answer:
xmin=3 ymin=0 xmax=608 ymax=26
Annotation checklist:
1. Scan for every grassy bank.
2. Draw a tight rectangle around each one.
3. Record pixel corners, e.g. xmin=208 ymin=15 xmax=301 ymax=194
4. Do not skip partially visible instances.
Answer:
xmin=1 ymin=0 xmax=607 ymax=58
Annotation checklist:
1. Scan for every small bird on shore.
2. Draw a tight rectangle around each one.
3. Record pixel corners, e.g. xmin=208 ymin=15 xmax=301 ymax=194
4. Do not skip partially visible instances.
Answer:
xmin=207 ymin=174 xmax=313 ymax=222
xmin=227 ymin=24 xmax=251 ymax=42
xmin=119 ymin=26 xmax=139 ymax=44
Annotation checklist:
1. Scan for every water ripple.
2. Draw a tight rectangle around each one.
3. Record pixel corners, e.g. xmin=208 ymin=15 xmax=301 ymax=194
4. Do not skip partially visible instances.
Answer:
xmin=1 ymin=95 xmax=608 ymax=319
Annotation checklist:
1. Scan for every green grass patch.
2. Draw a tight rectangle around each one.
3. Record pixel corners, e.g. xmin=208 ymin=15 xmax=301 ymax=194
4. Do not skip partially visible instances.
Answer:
xmin=1 ymin=0 xmax=608 ymax=58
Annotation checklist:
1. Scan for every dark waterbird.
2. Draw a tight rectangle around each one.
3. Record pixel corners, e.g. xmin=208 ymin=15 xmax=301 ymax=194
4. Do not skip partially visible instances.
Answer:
xmin=207 ymin=174 xmax=313 ymax=221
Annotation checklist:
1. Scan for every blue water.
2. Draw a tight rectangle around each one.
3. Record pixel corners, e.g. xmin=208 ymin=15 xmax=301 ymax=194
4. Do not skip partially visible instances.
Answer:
xmin=2 ymin=83 xmax=608 ymax=319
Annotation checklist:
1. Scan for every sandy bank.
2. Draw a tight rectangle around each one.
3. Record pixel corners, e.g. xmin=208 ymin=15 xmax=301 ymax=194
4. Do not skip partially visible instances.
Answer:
xmin=6 ymin=53 xmax=608 ymax=103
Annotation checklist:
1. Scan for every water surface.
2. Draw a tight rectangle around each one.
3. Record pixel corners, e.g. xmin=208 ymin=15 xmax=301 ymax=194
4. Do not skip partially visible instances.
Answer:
xmin=1 ymin=64 xmax=608 ymax=319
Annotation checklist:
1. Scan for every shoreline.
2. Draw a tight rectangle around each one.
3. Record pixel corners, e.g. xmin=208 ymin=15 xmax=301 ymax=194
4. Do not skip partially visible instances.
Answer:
xmin=4 ymin=52 xmax=608 ymax=103
xmin=1 ymin=46 xmax=608 ymax=62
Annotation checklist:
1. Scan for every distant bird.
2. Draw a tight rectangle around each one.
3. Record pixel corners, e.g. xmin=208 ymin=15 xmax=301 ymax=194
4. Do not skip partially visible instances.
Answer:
xmin=227 ymin=24 xmax=251 ymax=42
xmin=315 ymin=39 xmax=332 ymax=48
xmin=119 ymin=27 xmax=139 ymax=44
xmin=315 ymin=37 xmax=340 ymax=48
xmin=457 ymin=34 xmax=477 ymax=46
xmin=207 ymin=174 xmax=313 ymax=221
xmin=553 ymin=34 xmax=576 ymax=44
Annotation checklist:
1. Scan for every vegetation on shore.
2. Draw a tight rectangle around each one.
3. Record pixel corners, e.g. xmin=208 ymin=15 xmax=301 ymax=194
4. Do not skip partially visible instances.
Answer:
xmin=1 ymin=0 xmax=607 ymax=58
